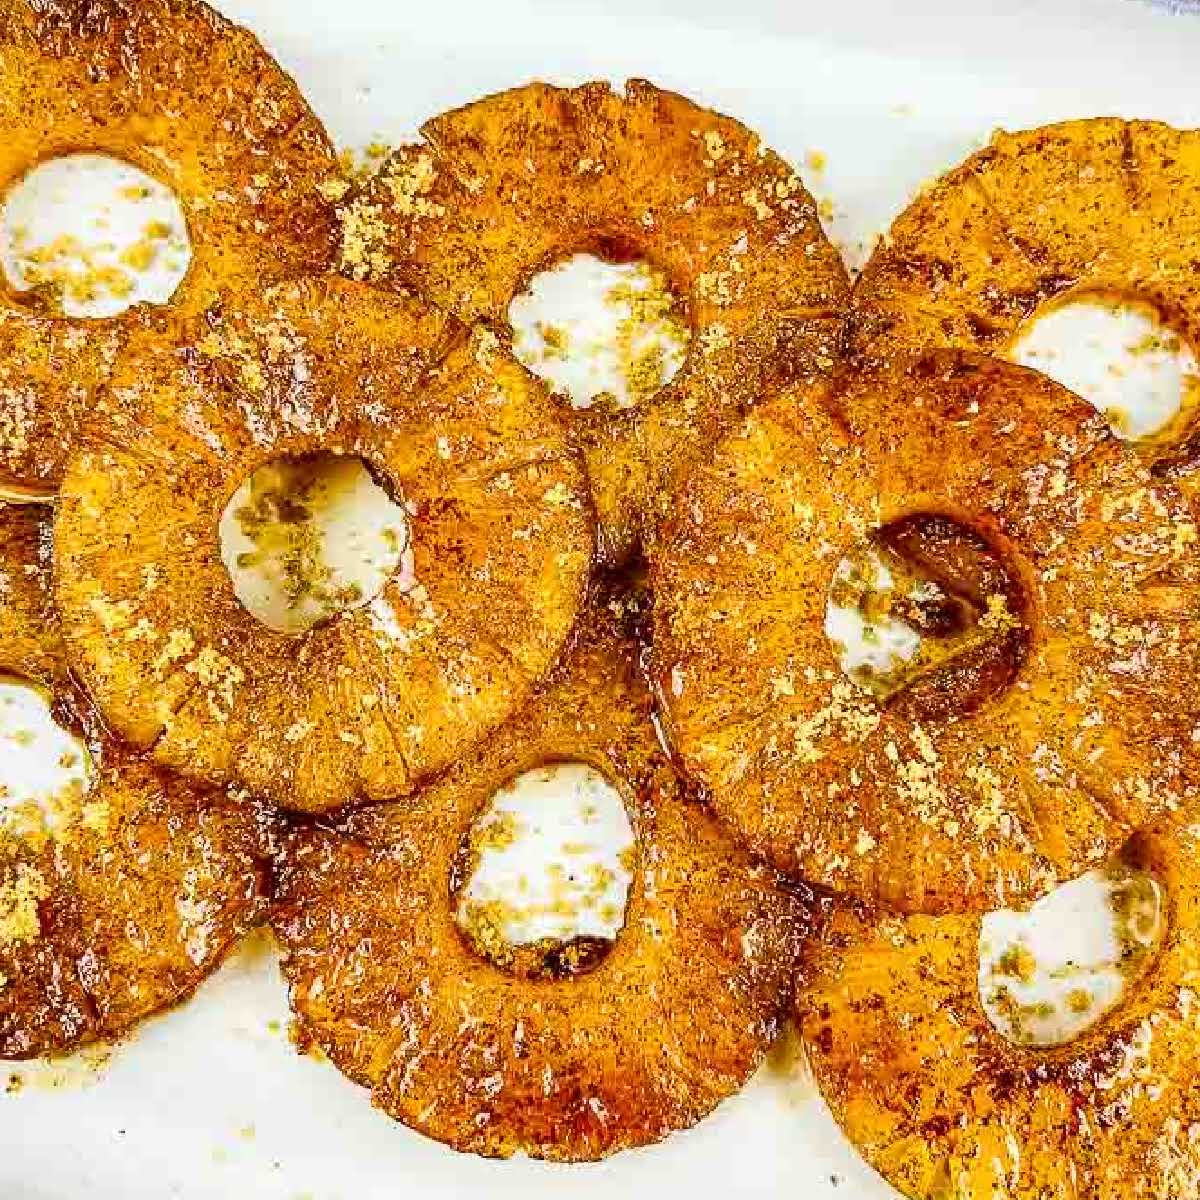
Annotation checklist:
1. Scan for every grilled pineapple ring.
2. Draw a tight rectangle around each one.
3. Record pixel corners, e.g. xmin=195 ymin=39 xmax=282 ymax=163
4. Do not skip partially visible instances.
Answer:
xmin=271 ymin=584 xmax=808 ymax=1161
xmin=351 ymin=79 xmax=847 ymax=563
xmin=850 ymin=119 xmax=1200 ymax=362
xmin=797 ymin=821 xmax=1200 ymax=1200
xmin=0 ymin=503 xmax=265 ymax=1058
xmin=652 ymin=351 xmax=1200 ymax=914
xmin=850 ymin=118 xmax=1200 ymax=482
xmin=0 ymin=0 xmax=336 ymax=496
xmin=54 ymin=277 xmax=593 ymax=814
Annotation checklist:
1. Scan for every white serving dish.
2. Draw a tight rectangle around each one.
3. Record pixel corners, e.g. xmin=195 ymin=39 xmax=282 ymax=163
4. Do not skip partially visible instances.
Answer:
xmin=6 ymin=1 xmax=1200 ymax=1195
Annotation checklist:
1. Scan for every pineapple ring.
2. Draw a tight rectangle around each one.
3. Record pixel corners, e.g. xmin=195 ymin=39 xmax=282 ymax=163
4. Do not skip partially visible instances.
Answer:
xmin=651 ymin=351 xmax=1200 ymax=914
xmin=270 ymin=583 xmax=808 ymax=1162
xmin=53 ymin=277 xmax=594 ymax=814
xmin=346 ymin=79 xmax=848 ymax=563
xmin=0 ymin=503 xmax=266 ymax=1059
xmin=850 ymin=118 xmax=1200 ymax=464
xmin=796 ymin=821 xmax=1200 ymax=1200
xmin=0 ymin=0 xmax=337 ymax=496
xmin=850 ymin=119 xmax=1199 ymax=361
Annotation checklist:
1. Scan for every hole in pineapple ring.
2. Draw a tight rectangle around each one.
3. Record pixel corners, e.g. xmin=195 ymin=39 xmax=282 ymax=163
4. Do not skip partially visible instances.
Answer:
xmin=824 ymin=515 xmax=1026 ymax=706
xmin=0 ymin=154 xmax=192 ymax=320
xmin=1007 ymin=294 xmax=1200 ymax=443
xmin=508 ymin=253 xmax=691 ymax=411
xmin=219 ymin=454 xmax=413 ymax=636
xmin=0 ymin=675 xmax=97 ymax=842
xmin=978 ymin=862 xmax=1166 ymax=1048
xmin=453 ymin=762 xmax=637 ymax=980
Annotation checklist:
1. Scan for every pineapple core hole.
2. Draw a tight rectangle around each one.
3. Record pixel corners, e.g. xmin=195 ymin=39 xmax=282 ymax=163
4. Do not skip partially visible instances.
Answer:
xmin=0 ymin=676 xmax=96 ymax=839
xmin=1008 ymin=294 xmax=1200 ymax=443
xmin=0 ymin=154 xmax=191 ymax=319
xmin=979 ymin=862 xmax=1165 ymax=1048
xmin=453 ymin=762 xmax=637 ymax=980
xmin=508 ymin=253 xmax=690 ymax=411
xmin=219 ymin=454 xmax=412 ymax=636
xmin=825 ymin=515 xmax=1025 ymax=707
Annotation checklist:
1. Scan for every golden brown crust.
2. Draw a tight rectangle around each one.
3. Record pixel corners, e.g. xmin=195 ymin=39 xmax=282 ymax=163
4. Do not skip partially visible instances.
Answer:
xmin=651 ymin=350 xmax=1200 ymax=913
xmin=270 ymin=585 xmax=810 ymax=1161
xmin=0 ymin=502 xmax=266 ymax=1058
xmin=797 ymin=820 xmax=1200 ymax=1200
xmin=0 ymin=315 xmax=124 ymax=500
xmin=0 ymin=0 xmax=338 ymax=494
xmin=53 ymin=277 xmax=594 ymax=813
xmin=347 ymin=79 xmax=847 ymax=563
xmin=0 ymin=501 xmax=56 ymax=678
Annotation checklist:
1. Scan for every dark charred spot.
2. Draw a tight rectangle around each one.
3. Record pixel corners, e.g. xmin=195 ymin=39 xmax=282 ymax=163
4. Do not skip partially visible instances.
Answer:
xmin=1152 ymin=428 xmax=1200 ymax=482
xmin=868 ymin=513 xmax=1030 ymax=720
xmin=921 ymin=1113 xmax=953 ymax=1139
xmin=963 ymin=312 xmax=1006 ymax=347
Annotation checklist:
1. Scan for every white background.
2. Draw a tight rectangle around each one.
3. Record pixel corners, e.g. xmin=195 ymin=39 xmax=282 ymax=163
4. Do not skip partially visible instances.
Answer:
xmin=5 ymin=1 xmax=1200 ymax=1196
